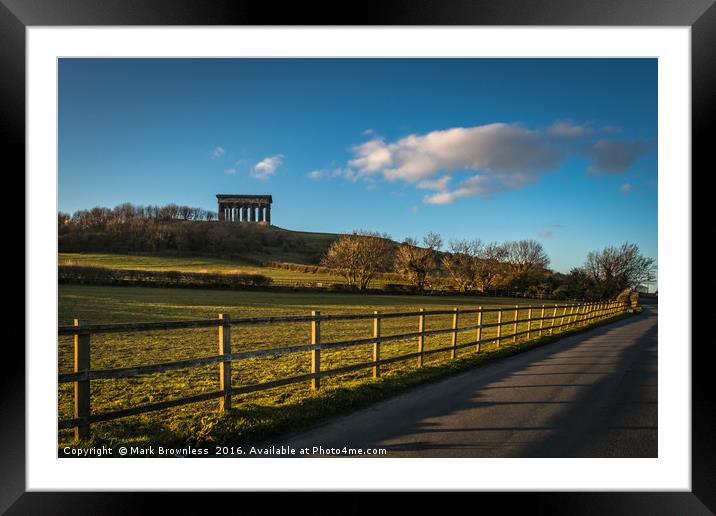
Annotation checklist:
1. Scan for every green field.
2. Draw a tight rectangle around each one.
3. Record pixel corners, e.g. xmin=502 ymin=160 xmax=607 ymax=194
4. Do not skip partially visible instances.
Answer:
xmin=59 ymin=252 xmax=341 ymax=284
xmin=58 ymin=284 xmax=619 ymax=450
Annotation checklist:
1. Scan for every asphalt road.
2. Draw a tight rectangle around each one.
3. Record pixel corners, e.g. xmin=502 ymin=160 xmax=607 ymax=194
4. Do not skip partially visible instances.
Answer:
xmin=274 ymin=306 xmax=658 ymax=458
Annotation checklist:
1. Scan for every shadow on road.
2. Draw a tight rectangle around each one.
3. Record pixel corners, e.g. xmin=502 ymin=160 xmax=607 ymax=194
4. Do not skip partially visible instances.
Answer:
xmin=278 ymin=307 xmax=658 ymax=458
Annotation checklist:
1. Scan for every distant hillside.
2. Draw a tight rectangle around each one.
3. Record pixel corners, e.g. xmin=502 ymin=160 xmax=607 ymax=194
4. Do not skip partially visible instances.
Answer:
xmin=58 ymin=220 xmax=340 ymax=265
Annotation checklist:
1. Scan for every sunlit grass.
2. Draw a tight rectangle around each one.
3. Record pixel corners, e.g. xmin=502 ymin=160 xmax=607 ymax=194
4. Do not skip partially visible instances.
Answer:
xmin=59 ymin=252 xmax=340 ymax=283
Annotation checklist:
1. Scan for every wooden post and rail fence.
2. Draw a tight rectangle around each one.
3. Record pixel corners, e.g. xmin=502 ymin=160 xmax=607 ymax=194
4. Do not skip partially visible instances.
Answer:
xmin=58 ymin=300 xmax=629 ymax=441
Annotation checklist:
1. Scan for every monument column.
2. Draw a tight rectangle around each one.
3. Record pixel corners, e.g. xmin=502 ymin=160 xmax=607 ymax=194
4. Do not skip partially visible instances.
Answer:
xmin=258 ymin=204 xmax=264 ymax=222
xmin=265 ymin=204 xmax=271 ymax=224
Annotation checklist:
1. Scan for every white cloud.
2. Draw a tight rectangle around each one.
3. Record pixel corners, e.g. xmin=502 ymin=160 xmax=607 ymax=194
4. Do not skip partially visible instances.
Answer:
xmin=251 ymin=154 xmax=283 ymax=180
xmin=224 ymin=168 xmax=237 ymax=176
xmin=424 ymin=173 xmax=533 ymax=204
xmin=345 ymin=122 xmax=653 ymax=204
xmin=211 ymin=146 xmax=225 ymax=159
xmin=306 ymin=167 xmax=357 ymax=182
xmin=417 ymin=175 xmax=451 ymax=191
xmin=620 ymin=182 xmax=633 ymax=193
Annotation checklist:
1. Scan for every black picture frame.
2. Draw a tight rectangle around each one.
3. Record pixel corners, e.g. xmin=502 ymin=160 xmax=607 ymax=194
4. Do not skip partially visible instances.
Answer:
xmin=6 ymin=0 xmax=710 ymax=513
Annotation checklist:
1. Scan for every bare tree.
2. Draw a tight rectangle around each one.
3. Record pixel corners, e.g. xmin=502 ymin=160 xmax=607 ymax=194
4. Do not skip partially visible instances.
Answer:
xmin=583 ymin=242 xmax=656 ymax=298
xmin=474 ymin=242 xmax=508 ymax=292
xmin=423 ymin=231 xmax=443 ymax=252
xmin=504 ymin=239 xmax=550 ymax=274
xmin=441 ymin=239 xmax=481 ymax=292
xmin=321 ymin=230 xmax=394 ymax=290
xmin=58 ymin=212 xmax=71 ymax=235
xmin=178 ymin=205 xmax=193 ymax=220
xmin=394 ymin=234 xmax=442 ymax=291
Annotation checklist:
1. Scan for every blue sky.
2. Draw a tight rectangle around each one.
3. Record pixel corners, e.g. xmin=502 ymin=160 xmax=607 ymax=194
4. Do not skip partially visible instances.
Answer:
xmin=59 ymin=58 xmax=657 ymax=276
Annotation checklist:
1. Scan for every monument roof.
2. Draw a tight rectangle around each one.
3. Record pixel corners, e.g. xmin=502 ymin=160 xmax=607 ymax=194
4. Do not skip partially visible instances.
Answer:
xmin=216 ymin=194 xmax=272 ymax=202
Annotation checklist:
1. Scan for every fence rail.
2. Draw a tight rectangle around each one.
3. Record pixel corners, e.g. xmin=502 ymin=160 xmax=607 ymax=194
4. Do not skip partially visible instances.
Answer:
xmin=58 ymin=301 xmax=629 ymax=440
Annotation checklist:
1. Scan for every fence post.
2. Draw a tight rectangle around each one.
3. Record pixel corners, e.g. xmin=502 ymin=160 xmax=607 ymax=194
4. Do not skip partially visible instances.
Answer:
xmin=451 ymin=307 xmax=459 ymax=359
xmin=563 ymin=305 xmax=570 ymax=328
xmin=527 ymin=307 xmax=532 ymax=340
xmin=417 ymin=308 xmax=426 ymax=367
xmin=476 ymin=306 xmax=483 ymax=352
xmin=539 ymin=305 xmax=545 ymax=337
xmin=496 ymin=309 xmax=502 ymax=348
xmin=567 ymin=305 xmax=575 ymax=329
xmin=559 ymin=306 xmax=566 ymax=331
xmin=218 ymin=314 xmax=232 ymax=411
xmin=73 ymin=319 xmax=91 ymax=441
xmin=373 ymin=311 xmax=381 ymax=378
xmin=512 ymin=305 xmax=518 ymax=343
xmin=311 ymin=310 xmax=321 ymax=390
xmin=551 ymin=306 xmax=558 ymax=334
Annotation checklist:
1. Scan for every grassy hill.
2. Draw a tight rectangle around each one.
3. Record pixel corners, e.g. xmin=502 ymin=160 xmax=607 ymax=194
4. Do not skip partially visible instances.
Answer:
xmin=237 ymin=226 xmax=339 ymax=264
xmin=58 ymin=224 xmax=398 ymax=286
xmin=59 ymin=221 xmax=341 ymax=266
xmin=59 ymin=252 xmax=344 ymax=284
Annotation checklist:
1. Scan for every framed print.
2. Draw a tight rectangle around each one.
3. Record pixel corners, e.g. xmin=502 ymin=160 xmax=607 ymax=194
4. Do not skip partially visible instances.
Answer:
xmin=6 ymin=0 xmax=711 ymax=512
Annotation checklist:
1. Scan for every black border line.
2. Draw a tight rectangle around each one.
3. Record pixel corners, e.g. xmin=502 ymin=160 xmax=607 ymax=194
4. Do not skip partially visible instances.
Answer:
xmin=6 ymin=0 xmax=710 ymax=512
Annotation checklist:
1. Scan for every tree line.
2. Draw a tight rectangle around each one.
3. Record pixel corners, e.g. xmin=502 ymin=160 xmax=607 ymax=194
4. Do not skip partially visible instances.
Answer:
xmin=321 ymin=231 xmax=655 ymax=300
xmin=59 ymin=203 xmax=218 ymax=232
xmin=58 ymin=203 xmax=315 ymax=257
